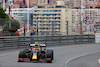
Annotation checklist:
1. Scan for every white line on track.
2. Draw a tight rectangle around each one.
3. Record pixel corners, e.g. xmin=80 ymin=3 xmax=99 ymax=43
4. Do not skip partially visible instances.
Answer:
xmin=2 ymin=54 xmax=6 ymax=56
xmin=0 ymin=52 xmax=18 ymax=57
xmin=0 ymin=45 xmax=84 ymax=57
xmin=6 ymin=54 xmax=9 ymax=55
xmin=0 ymin=55 xmax=3 ymax=56
xmin=98 ymin=59 xmax=100 ymax=64
xmin=65 ymin=54 xmax=91 ymax=67
xmin=10 ymin=53 xmax=13 ymax=54
xmin=0 ymin=44 xmax=90 ymax=57
xmin=16 ymin=52 xmax=18 ymax=53
xmin=65 ymin=51 xmax=100 ymax=67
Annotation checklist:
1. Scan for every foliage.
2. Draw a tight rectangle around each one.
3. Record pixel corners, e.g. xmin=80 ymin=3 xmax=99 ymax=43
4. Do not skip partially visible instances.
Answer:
xmin=3 ymin=19 xmax=20 ymax=32
xmin=0 ymin=7 xmax=9 ymax=19
xmin=0 ymin=7 xmax=9 ymax=26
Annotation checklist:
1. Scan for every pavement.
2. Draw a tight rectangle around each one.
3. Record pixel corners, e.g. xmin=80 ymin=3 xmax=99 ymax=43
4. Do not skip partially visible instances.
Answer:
xmin=66 ymin=52 xmax=100 ymax=67
xmin=0 ymin=43 xmax=100 ymax=67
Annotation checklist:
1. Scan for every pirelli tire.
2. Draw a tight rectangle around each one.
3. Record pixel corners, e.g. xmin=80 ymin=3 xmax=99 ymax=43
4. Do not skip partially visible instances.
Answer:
xmin=18 ymin=49 xmax=29 ymax=62
xmin=46 ymin=50 xmax=53 ymax=63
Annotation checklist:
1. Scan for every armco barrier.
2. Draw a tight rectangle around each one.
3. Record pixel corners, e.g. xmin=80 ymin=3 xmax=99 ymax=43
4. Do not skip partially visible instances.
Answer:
xmin=0 ymin=35 xmax=95 ymax=49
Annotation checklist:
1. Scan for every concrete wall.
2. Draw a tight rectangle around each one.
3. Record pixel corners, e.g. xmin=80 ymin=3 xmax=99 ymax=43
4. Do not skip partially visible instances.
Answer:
xmin=95 ymin=33 xmax=100 ymax=43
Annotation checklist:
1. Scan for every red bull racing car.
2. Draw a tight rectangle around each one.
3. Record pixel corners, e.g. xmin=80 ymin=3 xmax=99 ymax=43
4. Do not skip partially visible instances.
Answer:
xmin=18 ymin=42 xmax=53 ymax=63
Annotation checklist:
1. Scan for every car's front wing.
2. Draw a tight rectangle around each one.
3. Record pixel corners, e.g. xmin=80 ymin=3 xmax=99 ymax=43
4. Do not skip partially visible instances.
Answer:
xmin=18 ymin=58 xmax=51 ymax=62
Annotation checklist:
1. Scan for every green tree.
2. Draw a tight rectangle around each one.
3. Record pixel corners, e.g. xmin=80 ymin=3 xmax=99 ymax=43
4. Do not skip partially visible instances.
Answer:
xmin=3 ymin=19 xmax=20 ymax=32
xmin=0 ymin=7 xmax=9 ymax=18
xmin=0 ymin=7 xmax=9 ymax=26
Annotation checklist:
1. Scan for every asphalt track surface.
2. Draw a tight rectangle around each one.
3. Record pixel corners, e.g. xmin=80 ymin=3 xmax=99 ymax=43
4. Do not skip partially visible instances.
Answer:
xmin=0 ymin=43 xmax=100 ymax=67
xmin=67 ymin=52 xmax=100 ymax=67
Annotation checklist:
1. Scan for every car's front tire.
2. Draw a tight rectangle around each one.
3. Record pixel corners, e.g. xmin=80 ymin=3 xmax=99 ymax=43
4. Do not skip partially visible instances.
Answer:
xmin=46 ymin=50 xmax=53 ymax=63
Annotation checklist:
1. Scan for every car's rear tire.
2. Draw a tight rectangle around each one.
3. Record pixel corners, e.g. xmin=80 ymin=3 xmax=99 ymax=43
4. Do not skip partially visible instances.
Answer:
xmin=46 ymin=50 xmax=53 ymax=63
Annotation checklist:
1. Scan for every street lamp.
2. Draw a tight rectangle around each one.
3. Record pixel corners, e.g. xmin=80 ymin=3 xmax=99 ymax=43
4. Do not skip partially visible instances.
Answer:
xmin=80 ymin=0 xmax=83 ymax=34
xmin=27 ymin=0 xmax=29 ymax=34
xmin=8 ymin=1 xmax=13 ymax=36
xmin=3 ymin=0 xmax=5 ymax=10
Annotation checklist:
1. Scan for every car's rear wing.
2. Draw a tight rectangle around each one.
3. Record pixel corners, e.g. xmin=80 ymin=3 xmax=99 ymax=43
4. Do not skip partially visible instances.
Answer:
xmin=29 ymin=44 xmax=46 ymax=47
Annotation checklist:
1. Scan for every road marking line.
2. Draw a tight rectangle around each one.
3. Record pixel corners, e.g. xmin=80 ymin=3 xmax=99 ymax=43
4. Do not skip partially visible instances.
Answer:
xmin=13 ymin=53 xmax=16 ymax=54
xmin=65 ymin=54 xmax=90 ymax=67
xmin=10 ymin=53 xmax=13 ymax=54
xmin=0 ymin=45 xmax=92 ymax=58
xmin=98 ymin=59 xmax=100 ymax=64
xmin=2 ymin=54 xmax=6 ymax=56
xmin=16 ymin=52 xmax=18 ymax=53
xmin=12 ymin=53 xmax=15 ymax=54
xmin=6 ymin=54 xmax=9 ymax=55
xmin=60 ymin=47 xmax=62 ymax=48
xmin=65 ymin=51 xmax=100 ymax=67
xmin=0 ymin=52 xmax=19 ymax=57
xmin=0 ymin=55 xmax=3 ymax=56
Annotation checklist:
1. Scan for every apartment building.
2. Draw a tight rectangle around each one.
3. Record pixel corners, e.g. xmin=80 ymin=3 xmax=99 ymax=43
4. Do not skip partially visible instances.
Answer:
xmin=83 ymin=0 xmax=100 ymax=8
xmin=14 ymin=0 xmax=23 ymax=3
xmin=65 ymin=0 xmax=100 ymax=8
xmin=96 ymin=22 xmax=100 ymax=33
xmin=0 ymin=0 xmax=2 ymax=3
xmin=0 ymin=2 xmax=9 ymax=9
xmin=72 ymin=9 xmax=100 ymax=34
xmin=33 ymin=5 xmax=72 ymax=35
xmin=25 ymin=0 xmax=38 ymax=8
xmin=71 ymin=0 xmax=81 ymax=8
xmin=11 ymin=3 xmax=20 ymax=8
xmin=37 ymin=0 xmax=56 ymax=5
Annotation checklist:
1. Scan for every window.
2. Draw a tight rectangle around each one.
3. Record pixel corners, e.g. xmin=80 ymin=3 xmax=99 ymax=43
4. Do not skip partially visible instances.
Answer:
xmin=90 ymin=0 xmax=94 ymax=1
xmin=37 ymin=17 xmax=39 ymax=19
xmin=58 ymin=14 xmax=60 ymax=16
xmin=44 ymin=10 xmax=46 ymax=12
xmin=55 ymin=14 xmax=57 ymax=16
xmin=43 ymin=0 xmax=45 ymax=3
xmin=40 ymin=0 xmax=42 ymax=3
xmin=59 ymin=10 xmax=61 ymax=12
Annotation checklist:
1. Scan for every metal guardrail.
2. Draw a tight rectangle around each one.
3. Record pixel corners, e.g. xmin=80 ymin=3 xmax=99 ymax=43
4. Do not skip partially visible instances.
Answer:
xmin=0 ymin=35 xmax=95 ymax=49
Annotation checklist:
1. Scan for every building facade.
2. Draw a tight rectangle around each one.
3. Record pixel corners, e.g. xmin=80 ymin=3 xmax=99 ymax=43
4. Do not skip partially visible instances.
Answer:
xmin=25 ymin=0 xmax=38 ymax=8
xmin=96 ymin=22 xmax=100 ymax=33
xmin=33 ymin=5 xmax=72 ymax=35
xmin=83 ymin=0 xmax=100 ymax=8
xmin=11 ymin=3 xmax=20 ymax=8
xmin=37 ymin=0 xmax=56 ymax=5
xmin=72 ymin=9 xmax=100 ymax=34
xmin=65 ymin=0 xmax=100 ymax=8
xmin=14 ymin=0 xmax=23 ymax=3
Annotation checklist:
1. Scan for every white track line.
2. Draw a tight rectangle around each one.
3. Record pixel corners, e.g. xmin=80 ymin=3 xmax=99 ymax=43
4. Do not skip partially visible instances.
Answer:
xmin=0 ymin=55 xmax=3 ymax=56
xmin=65 ymin=51 xmax=100 ymax=67
xmin=0 ymin=52 xmax=18 ymax=57
xmin=0 ymin=45 xmax=89 ymax=57
xmin=98 ymin=59 xmax=100 ymax=64
xmin=65 ymin=54 xmax=90 ymax=67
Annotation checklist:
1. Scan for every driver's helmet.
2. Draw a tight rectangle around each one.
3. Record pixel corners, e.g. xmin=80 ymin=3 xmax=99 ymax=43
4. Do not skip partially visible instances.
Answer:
xmin=34 ymin=42 xmax=40 ymax=50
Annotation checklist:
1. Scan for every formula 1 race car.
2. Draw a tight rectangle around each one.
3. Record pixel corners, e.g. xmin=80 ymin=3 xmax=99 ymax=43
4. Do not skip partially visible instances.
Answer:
xmin=18 ymin=42 xmax=53 ymax=63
